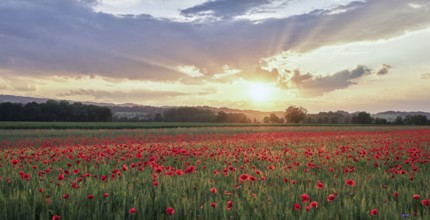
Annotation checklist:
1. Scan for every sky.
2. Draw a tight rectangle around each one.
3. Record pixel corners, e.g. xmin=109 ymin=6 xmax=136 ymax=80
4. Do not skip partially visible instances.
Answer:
xmin=0 ymin=0 xmax=429 ymax=113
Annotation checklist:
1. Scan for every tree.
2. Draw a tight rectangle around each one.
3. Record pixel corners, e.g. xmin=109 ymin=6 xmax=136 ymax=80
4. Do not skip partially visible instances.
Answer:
xmin=351 ymin=112 xmax=373 ymax=124
xmin=153 ymin=113 xmax=163 ymax=122
xmin=215 ymin=111 xmax=228 ymax=123
xmin=285 ymin=106 xmax=307 ymax=123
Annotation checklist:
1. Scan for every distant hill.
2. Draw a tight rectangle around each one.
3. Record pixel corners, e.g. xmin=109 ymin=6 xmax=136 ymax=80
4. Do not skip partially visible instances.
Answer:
xmin=1 ymin=94 xmax=429 ymax=122
xmin=0 ymin=94 xmax=281 ymax=122
xmin=373 ymin=111 xmax=430 ymax=122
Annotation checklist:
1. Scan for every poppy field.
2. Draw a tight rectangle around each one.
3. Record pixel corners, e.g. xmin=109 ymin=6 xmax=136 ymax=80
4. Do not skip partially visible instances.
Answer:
xmin=0 ymin=126 xmax=429 ymax=219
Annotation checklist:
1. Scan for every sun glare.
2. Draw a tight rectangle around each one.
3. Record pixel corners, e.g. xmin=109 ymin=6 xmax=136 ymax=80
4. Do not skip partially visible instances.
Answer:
xmin=248 ymin=83 xmax=272 ymax=102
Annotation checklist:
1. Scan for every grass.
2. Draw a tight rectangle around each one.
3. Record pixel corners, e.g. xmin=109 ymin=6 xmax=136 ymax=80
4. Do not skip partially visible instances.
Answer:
xmin=0 ymin=126 xmax=429 ymax=219
xmin=0 ymin=121 xmax=416 ymax=129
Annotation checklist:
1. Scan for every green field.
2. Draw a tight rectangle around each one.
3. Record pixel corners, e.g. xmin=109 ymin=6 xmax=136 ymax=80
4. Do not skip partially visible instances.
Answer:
xmin=0 ymin=126 xmax=429 ymax=219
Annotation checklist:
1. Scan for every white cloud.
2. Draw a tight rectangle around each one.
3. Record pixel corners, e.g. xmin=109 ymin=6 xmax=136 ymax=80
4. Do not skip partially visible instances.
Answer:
xmin=177 ymin=65 xmax=205 ymax=77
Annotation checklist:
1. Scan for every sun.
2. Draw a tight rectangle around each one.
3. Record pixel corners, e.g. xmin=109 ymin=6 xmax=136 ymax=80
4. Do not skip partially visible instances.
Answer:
xmin=248 ymin=82 xmax=272 ymax=102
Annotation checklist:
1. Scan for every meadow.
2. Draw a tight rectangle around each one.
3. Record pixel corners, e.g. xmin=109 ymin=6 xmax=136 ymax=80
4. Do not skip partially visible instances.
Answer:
xmin=0 ymin=126 xmax=429 ymax=219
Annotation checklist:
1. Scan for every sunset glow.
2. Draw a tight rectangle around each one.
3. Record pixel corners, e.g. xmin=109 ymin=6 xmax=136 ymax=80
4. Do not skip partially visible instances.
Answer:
xmin=0 ymin=0 xmax=429 ymax=112
xmin=248 ymin=83 xmax=272 ymax=102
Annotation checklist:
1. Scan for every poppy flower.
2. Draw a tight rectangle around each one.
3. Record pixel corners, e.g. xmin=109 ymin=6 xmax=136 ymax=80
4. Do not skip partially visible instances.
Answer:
xmin=129 ymin=208 xmax=136 ymax=214
xmin=422 ymin=199 xmax=430 ymax=207
xmin=301 ymin=194 xmax=310 ymax=203
xmin=103 ymin=193 xmax=109 ymax=197
xmin=227 ymin=200 xmax=233 ymax=210
xmin=393 ymin=192 xmax=398 ymax=198
xmin=211 ymin=202 xmax=217 ymax=208
xmin=239 ymin=174 xmax=249 ymax=182
xmin=63 ymin=194 xmax=69 ymax=199
xmin=87 ymin=194 xmax=94 ymax=200
xmin=293 ymin=203 xmax=301 ymax=210
xmin=73 ymin=169 xmax=80 ymax=175
xmin=52 ymin=215 xmax=61 ymax=220
xmin=317 ymin=181 xmax=324 ymax=189
xmin=11 ymin=159 xmax=19 ymax=165
xmin=369 ymin=209 xmax=378 ymax=216
xmin=345 ymin=179 xmax=355 ymax=187
xmin=175 ymin=170 xmax=184 ymax=176
xmin=327 ymin=194 xmax=336 ymax=202
xmin=210 ymin=188 xmax=217 ymax=194
xmin=58 ymin=174 xmax=65 ymax=181
xmin=166 ymin=207 xmax=174 ymax=216
xmin=413 ymin=194 xmax=420 ymax=200
xmin=310 ymin=201 xmax=318 ymax=208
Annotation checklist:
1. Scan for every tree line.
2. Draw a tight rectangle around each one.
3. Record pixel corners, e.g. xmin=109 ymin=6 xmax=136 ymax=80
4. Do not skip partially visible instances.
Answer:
xmin=264 ymin=106 xmax=430 ymax=125
xmin=0 ymin=100 xmax=112 ymax=122
xmin=159 ymin=107 xmax=253 ymax=123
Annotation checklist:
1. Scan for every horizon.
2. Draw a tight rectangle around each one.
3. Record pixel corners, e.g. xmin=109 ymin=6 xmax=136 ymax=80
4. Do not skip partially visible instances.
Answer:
xmin=2 ymin=94 xmax=430 ymax=115
xmin=1 ymin=0 xmax=430 ymax=113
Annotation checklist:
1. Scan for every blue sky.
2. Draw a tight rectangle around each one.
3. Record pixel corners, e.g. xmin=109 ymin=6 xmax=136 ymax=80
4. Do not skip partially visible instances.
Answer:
xmin=0 ymin=0 xmax=429 ymax=112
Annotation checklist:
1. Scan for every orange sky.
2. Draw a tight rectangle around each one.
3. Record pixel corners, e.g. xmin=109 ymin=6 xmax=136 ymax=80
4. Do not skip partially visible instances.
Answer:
xmin=0 ymin=0 xmax=429 ymax=113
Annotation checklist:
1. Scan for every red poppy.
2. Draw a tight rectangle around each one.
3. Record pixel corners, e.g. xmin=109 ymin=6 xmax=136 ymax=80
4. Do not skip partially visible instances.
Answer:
xmin=327 ymin=194 xmax=336 ymax=202
xmin=301 ymin=194 xmax=310 ymax=203
xmin=58 ymin=174 xmax=65 ymax=181
xmin=393 ymin=192 xmax=398 ymax=198
xmin=175 ymin=169 xmax=184 ymax=176
xmin=211 ymin=202 xmax=217 ymax=208
xmin=345 ymin=179 xmax=355 ymax=187
xmin=310 ymin=201 xmax=318 ymax=208
xmin=122 ymin=164 xmax=128 ymax=171
xmin=11 ymin=159 xmax=19 ymax=165
xmin=73 ymin=169 xmax=80 ymax=175
xmin=52 ymin=215 xmax=61 ymax=220
xmin=227 ymin=200 xmax=233 ymax=210
xmin=63 ymin=194 xmax=69 ymax=199
xmin=317 ymin=181 xmax=324 ymax=189
xmin=369 ymin=209 xmax=378 ymax=216
xmin=413 ymin=194 xmax=420 ymax=200
xmin=129 ymin=207 xmax=136 ymax=214
xmin=210 ymin=188 xmax=217 ymax=194
xmin=422 ymin=199 xmax=430 ymax=207
xmin=39 ymin=188 xmax=44 ymax=193
xmin=239 ymin=174 xmax=249 ymax=182
xmin=87 ymin=194 xmax=94 ymax=200
xmin=293 ymin=203 xmax=301 ymax=210
xmin=101 ymin=175 xmax=107 ymax=181
xmin=166 ymin=207 xmax=174 ymax=216
xmin=103 ymin=193 xmax=109 ymax=197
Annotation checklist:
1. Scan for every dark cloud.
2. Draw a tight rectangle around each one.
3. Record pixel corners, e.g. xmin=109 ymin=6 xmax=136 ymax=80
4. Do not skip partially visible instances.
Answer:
xmin=0 ymin=0 xmax=429 ymax=82
xmin=279 ymin=65 xmax=374 ymax=97
xmin=58 ymin=89 xmax=188 ymax=100
xmin=376 ymin=64 xmax=392 ymax=75
xmin=181 ymin=0 xmax=274 ymax=19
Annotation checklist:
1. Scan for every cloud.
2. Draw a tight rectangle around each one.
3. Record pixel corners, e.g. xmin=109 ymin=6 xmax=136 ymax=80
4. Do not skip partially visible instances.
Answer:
xmin=421 ymin=72 xmax=430 ymax=79
xmin=375 ymin=64 xmax=392 ymax=75
xmin=0 ymin=72 xmax=37 ymax=92
xmin=1 ymin=0 xmax=429 ymax=83
xmin=279 ymin=65 xmax=375 ymax=97
xmin=181 ymin=0 xmax=274 ymax=19
xmin=177 ymin=65 xmax=205 ymax=77
xmin=58 ymin=89 xmax=188 ymax=101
